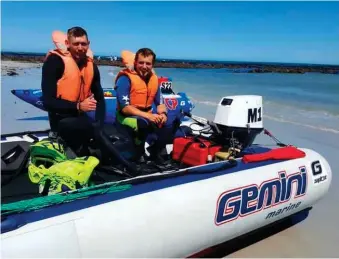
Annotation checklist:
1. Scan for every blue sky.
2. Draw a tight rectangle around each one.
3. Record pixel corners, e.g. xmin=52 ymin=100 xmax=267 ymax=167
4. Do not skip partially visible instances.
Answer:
xmin=2 ymin=1 xmax=339 ymax=65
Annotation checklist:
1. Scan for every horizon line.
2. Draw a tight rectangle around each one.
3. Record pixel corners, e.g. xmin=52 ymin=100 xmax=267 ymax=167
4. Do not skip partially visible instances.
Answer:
xmin=2 ymin=50 xmax=339 ymax=67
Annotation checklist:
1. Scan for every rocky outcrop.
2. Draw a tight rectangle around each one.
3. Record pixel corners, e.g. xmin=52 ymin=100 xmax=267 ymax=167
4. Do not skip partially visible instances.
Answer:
xmin=2 ymin=53 xmax=339 ymax=75
xmin=6 ymin=69 xmax=19 ymax=76
xmin=1 ymin=67 xmax=19 ymax=76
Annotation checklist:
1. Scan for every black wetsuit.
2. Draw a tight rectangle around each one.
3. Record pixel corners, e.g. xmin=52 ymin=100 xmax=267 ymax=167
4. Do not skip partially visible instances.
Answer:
xmin=41 ymin=54 xmax=138 ymax=174
xmin=41 ymin=54 xmax=106 ymax=153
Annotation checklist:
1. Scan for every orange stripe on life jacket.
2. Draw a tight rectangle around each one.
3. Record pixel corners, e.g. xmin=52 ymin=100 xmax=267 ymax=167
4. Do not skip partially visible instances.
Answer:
xmin=114 ymin=69 xmax=159 ymax=112
xmin=45 ymin=49 xmax=94 ymax=102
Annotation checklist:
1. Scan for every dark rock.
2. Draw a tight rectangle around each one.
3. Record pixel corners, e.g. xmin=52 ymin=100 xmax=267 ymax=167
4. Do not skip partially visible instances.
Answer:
xmin=2 ymin=53 xmax=339 ymax=75
xmin=7 ymin=70 xmax=19 ymax=76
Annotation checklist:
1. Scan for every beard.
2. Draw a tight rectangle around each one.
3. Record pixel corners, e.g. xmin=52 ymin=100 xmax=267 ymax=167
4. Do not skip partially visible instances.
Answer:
xmin=136 ymin=69 xmax=152 ymax=79
xmin=71 ymin=51 xmax=87 ymax=66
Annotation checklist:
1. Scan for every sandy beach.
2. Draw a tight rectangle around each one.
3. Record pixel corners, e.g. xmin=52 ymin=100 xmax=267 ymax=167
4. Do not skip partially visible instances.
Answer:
xmin=1 ymin=61 xmax=338 ymax=257
xmin=1 ymin=60 xmax=42 ymax=76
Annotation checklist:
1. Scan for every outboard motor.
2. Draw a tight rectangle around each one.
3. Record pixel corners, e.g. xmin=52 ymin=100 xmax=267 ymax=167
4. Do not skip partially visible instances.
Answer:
xmin=211 ymin=95 xmax=264 ymax=150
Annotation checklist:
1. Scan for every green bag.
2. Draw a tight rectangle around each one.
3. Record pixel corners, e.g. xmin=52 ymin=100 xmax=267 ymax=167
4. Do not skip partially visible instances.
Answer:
xmin=28 ymin=139 xmax=99 ymax=195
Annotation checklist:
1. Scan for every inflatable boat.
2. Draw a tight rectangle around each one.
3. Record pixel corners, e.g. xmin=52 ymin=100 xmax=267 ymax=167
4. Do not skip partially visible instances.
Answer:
xmin=1 ymin=88 xmax=332 ymax=257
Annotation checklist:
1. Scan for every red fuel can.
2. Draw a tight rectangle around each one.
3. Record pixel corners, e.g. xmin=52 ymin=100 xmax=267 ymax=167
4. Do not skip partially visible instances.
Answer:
xmin=172 ymin=137 xmax=222 ymax=166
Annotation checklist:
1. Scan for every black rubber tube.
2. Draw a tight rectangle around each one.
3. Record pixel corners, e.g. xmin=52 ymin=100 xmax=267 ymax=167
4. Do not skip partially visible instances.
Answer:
xmin=93 ymin=126 xmax=139 ymax=177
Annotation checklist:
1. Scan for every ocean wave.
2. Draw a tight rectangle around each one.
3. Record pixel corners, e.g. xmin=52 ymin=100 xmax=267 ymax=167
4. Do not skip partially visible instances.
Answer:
xmin=189 ymin=97 xmax=218 ymax=106
xmin=189 ymin=97 xmax=339 ymax=134
xmin=264 ymin=115 xmax=339 ymax=134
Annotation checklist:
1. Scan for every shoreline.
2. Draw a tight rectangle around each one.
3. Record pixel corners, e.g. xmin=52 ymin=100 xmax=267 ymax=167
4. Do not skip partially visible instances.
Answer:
xmin=1 ymin=60 xmax=43 ymax=76
xmin=2 ymin=53 xmax=339 ymax=75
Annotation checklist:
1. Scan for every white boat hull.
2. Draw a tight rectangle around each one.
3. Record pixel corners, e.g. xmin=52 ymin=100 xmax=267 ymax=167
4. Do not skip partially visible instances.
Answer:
xmin=1 ymin=148 xmax=332 ymax=258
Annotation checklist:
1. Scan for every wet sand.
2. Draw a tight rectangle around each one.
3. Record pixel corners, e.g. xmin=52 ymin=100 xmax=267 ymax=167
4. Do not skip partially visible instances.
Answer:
xmin=1 ymin=60 xmax=42 ymax=70
xmin=1 ymin=61 xmax=338 ymax=257
xmin=1 ymin=61 xmax=48 ymax=134
xmin=1 ymin=60 xmax=42 ymax=76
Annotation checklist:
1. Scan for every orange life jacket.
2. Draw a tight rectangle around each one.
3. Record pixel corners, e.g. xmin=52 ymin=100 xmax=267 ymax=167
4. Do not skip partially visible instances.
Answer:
xmin=114 ymin=69 xmax=159 ymax=112
xmin=45 ymin=49 xmax=94 ymax=102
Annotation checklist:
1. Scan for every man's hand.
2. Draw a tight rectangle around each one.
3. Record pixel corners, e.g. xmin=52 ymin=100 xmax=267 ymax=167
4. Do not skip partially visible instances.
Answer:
xmin=79 ymin=95 xmax=97 ymax=112
xmin=159 ymin=113 xmax=167 ymax=125
xmin=146 ymin=113 xmax=163 ymax=124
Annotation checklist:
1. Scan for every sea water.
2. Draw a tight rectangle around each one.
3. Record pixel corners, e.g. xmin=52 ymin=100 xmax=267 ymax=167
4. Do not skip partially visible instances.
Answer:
xmin=1 ymin=64 xmax=339 ymax=134
xmin=102 ymin=66 xmax=339 ymax=133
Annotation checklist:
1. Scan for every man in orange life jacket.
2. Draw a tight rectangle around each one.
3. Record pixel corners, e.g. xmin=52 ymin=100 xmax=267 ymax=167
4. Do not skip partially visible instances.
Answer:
xmin=114 ymin=48 xmax=169 ymax=161
xmin=41 ymin=27 xmax=106 ymax=155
